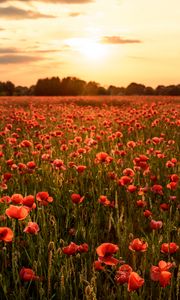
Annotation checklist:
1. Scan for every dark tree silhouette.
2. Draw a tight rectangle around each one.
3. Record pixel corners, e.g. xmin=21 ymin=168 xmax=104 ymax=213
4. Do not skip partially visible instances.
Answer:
xmin=0 ymin=77 xmax=180 ymax=96
xmin=144 ymin=86 xmax=155 ymax=95
xmin=126 ymin=82 xmax=146 ymax=95
xmin=14 ymin=86 xmax=29 ymax=96
xmin=34 ymin=77 xmax=61 ymax=96
xmin=0 ymin=81 xmax=15 ymax=96
xmin=83 ymin=81 xmax=100 ymax=95
xmin=107 ymin=85 xmax=125 ymax=95
xmin=60 ymin=77 xmax=86 ymax=96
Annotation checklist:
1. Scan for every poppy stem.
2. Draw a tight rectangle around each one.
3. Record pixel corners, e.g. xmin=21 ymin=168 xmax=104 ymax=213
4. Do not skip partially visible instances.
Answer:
xmin=158 ymin=287 xmax=162 ymax=300
xmin=151 ymin=230 xmax=155 ymax=259
xmin=176 ymin=265 xmax=180 ymax=300
xmin=132 ymin=252 xmax=136 ymax=270
xmin=11 ymin=219 xmax=19 ymax=295
xmin=167 ymin=204 xmax=172 ymax=261
xmin=47 ymin=242 xmax=54 ymax=300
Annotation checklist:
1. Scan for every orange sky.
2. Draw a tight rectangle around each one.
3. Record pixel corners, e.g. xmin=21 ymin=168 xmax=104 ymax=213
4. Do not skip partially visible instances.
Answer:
xmin=0 ymin=0 xmax=180 ymax=87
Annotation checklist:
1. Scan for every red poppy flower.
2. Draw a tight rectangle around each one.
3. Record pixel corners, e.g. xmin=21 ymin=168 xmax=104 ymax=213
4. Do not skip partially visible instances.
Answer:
xmin=62 ymin=242 xmax=79 ymax=256
xmin=0 ymin=227 xmax=14 ymax=242
xmin=11 ymin=164 xmax=18 ymax=170
xmin=95 ymin=152 xmax=113 ymax=164
xmin=118 ymin=176 xmax=132 ymax=186
xmin=18 ymin=163 xmax=27 ymax=171
xmin=170 ymin=174 xmax=179 ymax=182
xmin=166 ymin=161 xmax=175 ymax=168
xmin=98 ymin=195 xmax=114 ymax=207
xmin=19 ymin=267 xmax=39 ymax=281
xmin=23 ymin=195 xmax=36 ymax=209
xmin=78 ymin=243 xmax=89 ymax=253
xmin=74 ymin=136 xmax=82 ymax=143
xmin=150 ymin=175 xmax=157 ymax=183
xmin=107 ymin=172 xmax=117 ymax=180
xmin=20 ymin=140 xmax=33 ymax=148
xmin=76 ymin=165 xmax=87 ymax=173
xmin=171 ymin=158 xmax=177 ymax=164
xmin=161 ymin=242 xmax=179 ymax=254
xmin=127 ymin=185 xmax=137 ymax=193
xmin=139 ymin=155 xmax=149 ymax=162
xmin=115 ymin=131 xmax=123 ymax=138
xmin=0 ymin=196 xmax=11 ymax=204
xmin=143 ymin=209 xmax=152 ymax=218
xmin=36 ymin=192 xmax=53 ymax=206
xmin=96 ymin=243 xmax=119 ymax=266
xmin=6 ymin=205 xmax=29 ymax=220
xmin=3 ymin=173 xmax=12 ymax=182
xmin=6 ymin=159 xmax=14 ymax=166
xmin=136 ymin=200 xmax=147 ymax=208
xmin=160 ymin=203 xmax=170 ymax=211
xmin=151 ymin=184 xmax=163 ymax=195
xmin=52 ymin=159 xmax=66 ymax=170
xmin=150 ymin=260 xmax=173 ymax=282
xmin=128 ymin=272 xmax=144 ymax=292
xmin=123 ymin=168 xmax=135 ymax=177
xmin=152 ymin=137 xmax=161 ymax=144
xmin=26 ymin=161 xmax=36 ymax=169
xmin=150 ymin=220 xmax=163 ymax=230
xmin=138 ymin=186 xmax=149 ymax=195
xmin=24 ymin=222 xmax=39 ymax=234
xmin=169 ymin=196 xmax=176 ymax=201
xmin=133 ymin=155 xmax=149 ymax=171
xmin=71 ymin=193 xmax=84 ymax=204
xmin=167 ymin=181 xmax=178 ymax=190
xmin=60 ymin=144 xmax=68 ymax=151
xmin=150 ymin=266 xmax=161 ymax=282
xmin=127 ymin=141 xmax=136 ymax=148
xmin=159 ymin=271 xmax=171 ymax=287
xmin=118 ymin=150 xmax=127 ymax=157
xmin=11 ymin=193 xmax=24 ymax=205
xmin=129 ymin=238 xmax=148 ymax=252
xmin=93 ymin=260 xmax=105 ymax=271
xmin=115 ymin=264 xmax=132 ymax=284
xmin=41 ymin=154 xmax=50 ymax=161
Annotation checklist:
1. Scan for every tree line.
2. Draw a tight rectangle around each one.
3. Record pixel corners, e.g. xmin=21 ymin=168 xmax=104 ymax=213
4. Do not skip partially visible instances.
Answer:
xmin=0 ymin=77 xmax=180 ymax=96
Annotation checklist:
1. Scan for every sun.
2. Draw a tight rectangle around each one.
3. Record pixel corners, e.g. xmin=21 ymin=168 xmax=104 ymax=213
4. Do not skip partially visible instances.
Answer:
xmin=66 ymin=38 xmax=108 ymax=60
xmin=79 ymin=39 xmax=107 ymax=60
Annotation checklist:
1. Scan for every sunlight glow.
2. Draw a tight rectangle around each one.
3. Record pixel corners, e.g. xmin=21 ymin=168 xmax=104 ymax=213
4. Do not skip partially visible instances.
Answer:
xmin=66 ymin=38 xmax=108 ymax=60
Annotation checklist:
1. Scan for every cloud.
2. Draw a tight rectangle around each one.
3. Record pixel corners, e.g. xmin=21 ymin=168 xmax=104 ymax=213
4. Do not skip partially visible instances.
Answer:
xmin=27 ymin=48 xmax=62 ymax=54
xmin=0 ymin=55 xmax=43 ymax=64
xmin=0 ymin=6 xmax=55 ymax=19
xmin=39 ymin=0 xmax=93 ymax=2
xmin=0 ymin=0 xmax=93 ymax=3
xmin=0 ymin=47 xmax=62 ymax=54
xmin=101 ymin=36 xmax=142 ymax=44
xmin=0 ymin=47 xmax=19 ymax=54
xmin=41 ymin=0 xmax=93 ymax=3
xmin=34 ymin=49 xmax=61 ymax=53
xmin=68 ymin=12 xmax=83 ymax=17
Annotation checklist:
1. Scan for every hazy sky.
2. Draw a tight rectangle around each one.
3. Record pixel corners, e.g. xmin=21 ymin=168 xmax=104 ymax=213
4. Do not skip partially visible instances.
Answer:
xmin=0 ymin=0 xmax=180 ymax=87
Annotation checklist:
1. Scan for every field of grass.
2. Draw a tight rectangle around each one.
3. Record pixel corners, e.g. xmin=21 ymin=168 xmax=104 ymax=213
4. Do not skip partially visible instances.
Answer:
xmin=0 ymin=96 xmax=179 ymax=300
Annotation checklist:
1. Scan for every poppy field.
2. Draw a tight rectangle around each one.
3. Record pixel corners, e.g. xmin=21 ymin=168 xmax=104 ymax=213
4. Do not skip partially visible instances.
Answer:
xmin=0 ymin=96 xmax=179 ymax=300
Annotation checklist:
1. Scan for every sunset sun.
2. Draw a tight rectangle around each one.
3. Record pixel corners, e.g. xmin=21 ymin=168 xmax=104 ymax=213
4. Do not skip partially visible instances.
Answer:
xmin=66 ymin=38 xmax=108 ymax=61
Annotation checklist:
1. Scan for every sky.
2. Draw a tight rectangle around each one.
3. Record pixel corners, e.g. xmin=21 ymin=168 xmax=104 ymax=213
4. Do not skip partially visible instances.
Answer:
xmin=0 ymin=0 xmax=180 ymax=88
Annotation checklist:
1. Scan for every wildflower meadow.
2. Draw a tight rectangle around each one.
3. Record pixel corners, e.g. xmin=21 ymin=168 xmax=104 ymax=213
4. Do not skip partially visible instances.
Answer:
xmin=0 ymin=96 xmax=179 ymax=300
